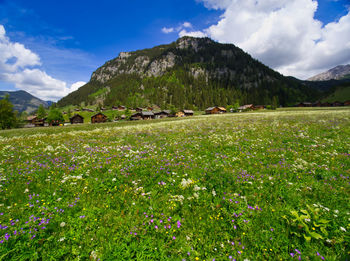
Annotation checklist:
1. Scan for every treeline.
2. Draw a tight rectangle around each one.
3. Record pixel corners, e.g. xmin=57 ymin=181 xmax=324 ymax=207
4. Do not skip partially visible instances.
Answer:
xmin=58 ymin=68 xmax=319 ymax=110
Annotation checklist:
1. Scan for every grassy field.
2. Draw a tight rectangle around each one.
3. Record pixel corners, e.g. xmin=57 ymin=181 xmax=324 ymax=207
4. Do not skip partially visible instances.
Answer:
xmin=0 ymin=108 xmax=349 ymax=260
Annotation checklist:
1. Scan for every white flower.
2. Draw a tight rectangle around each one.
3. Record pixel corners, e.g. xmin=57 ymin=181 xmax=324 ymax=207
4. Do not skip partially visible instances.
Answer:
xmin=60 ymin=222 xmax=66 ymax=227
xmin=57 ymin=198 xmax=62 ymax=201
xmin=334 ymin=209 xmax=339 ymax=214
xmin=58 ymin=237 xmax=65 ymax=242
xmin=304 ymin=218 xmax=311 ymax=222
xmin=193 ymin=185 xmax=201 ymax=191
xmin=212 ymin=189 xmax=216 ymax=197
xmin=112 ymin=178 xmax=116 ymax=182
xmin=24 ymin=188 xmax=29 ymax=193
xmin=340 ymin=227 xmax=346 ymax=232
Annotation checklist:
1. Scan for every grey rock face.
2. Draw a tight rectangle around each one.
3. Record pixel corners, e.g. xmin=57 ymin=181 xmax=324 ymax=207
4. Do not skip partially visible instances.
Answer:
xmin=308 ymin=64 xmax=350 ymax=81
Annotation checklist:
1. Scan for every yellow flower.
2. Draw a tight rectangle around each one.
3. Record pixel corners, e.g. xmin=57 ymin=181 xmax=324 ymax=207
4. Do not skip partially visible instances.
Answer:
xmin=195 ymin=257 xmax=199 ymax=261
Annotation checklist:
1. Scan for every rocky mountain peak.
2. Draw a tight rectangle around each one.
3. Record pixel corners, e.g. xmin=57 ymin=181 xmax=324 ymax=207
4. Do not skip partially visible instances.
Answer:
xmin=308 ymin=64 xmax=350 ymax=81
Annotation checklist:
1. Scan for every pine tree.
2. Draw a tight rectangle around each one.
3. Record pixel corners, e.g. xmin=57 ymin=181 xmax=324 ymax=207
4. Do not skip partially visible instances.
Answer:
xmin=0 ymin=94 xmax=17 ymax=129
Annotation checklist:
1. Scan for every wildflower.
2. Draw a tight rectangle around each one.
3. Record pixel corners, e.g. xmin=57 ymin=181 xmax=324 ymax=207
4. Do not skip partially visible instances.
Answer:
xmin=60 ymin=222 xmax=66 ymax=227
xmin=340 ymin=227 xmax=346 ymax=232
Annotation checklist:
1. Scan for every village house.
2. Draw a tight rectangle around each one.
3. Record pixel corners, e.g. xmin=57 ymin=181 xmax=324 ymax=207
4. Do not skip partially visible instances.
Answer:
xmin=183 ymin=110 xmax=194 ymax=116
xmin=70 ymin=114 xmax=84 ymax=124
xmin=135 ymin=107 xmax=143 ymax=112
xmin=254 ymin=105 xmax=265 ymax=110
xmin=332 ymin=101 xmax=343 ymax=107
xmin=130 ymin=111 xmax=155 ymax=120
xmin=118 ymin=105 xmax=126 ymax=111
xmin=147 ymin=106 xmax=153 ymax=111
xmin=238 ymin=104 xmax=254 ymax=112
xmin=205 ymin=106 xmax=227 ymax=114
xmin=344 ymin=100 xmax=350 ymax=106
xmin=91 ymin=112 xmax=107 ymax=123
xmin=296 ymin=102 xmax=312 ymax=107
xmin=154 ymin=110 xmax=171 ymax=119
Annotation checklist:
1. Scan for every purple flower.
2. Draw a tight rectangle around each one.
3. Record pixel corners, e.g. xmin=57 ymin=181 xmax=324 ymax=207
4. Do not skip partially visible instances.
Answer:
xmin=295 ymin=249 xmax=301 ymax=254
xmin=172 ymin=236 xmax=176 ymax=240
xmin=290 ymin=253 xmax=295 ymax=257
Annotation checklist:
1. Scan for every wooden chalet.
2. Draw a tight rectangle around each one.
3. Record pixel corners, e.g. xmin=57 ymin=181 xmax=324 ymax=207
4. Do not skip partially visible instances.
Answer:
xmin=70 ymin=114 xmax=84 ymax=124
xmin=154 ymin=110 xmax=171 ymax=119
xmin=27 ymin=116 xmax=46 ymax=127
xmin=321 ymin=102 xmax=331 ymax=107
xmin=100 ymin=107 xmax=107 ymax=111
xmin=296 ymin=102 xmax=312 ymax=107
xmin=91 ymin=112 xmax=107 ymax=123
xmin=147 ymin=106 xmax=153 ymax=111
xmin=205 ymin=106 xmax=227 ymax=114
xmin=344 ymin=100 xmax=350 ymax=106
xmin=74 ymin=108 xmax=80 ymax=112
xmin=254 ymin=105 xmax=265 ymax=110
xmin=130 ymin=111 xmax=155 ymax=120
xmin=135 ymin=107 xmax=143 ymax=112
xmin=183 ymin=110 xmax=194 ymax=116
xmin=238 ymin=104 xmax=254 ymax=112
xmin=332 ymin=101 xmax=343 ymax=107
xmin=118 ymin=105 xmax=126 ymax=111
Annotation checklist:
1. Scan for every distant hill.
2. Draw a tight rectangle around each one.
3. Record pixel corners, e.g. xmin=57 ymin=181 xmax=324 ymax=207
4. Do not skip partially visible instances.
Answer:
xmin=0 ymin=90 xmax=49 ymax=113
xmin=308 ymin=65 xmax=350 ymax=81
xmin=58 ymin=36 xmax=321 ymax=109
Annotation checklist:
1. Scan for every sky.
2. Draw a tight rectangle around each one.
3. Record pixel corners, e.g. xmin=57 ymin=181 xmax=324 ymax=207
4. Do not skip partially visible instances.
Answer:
xmin=0 ymin=0 xmax=349 ymax=101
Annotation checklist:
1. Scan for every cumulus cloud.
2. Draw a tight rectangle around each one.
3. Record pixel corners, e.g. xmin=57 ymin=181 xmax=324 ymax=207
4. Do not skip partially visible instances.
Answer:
xmin=0 ymin=24 xmax=85 ymax=100
xmin=191 ymin=0 xmax=350 ymax=79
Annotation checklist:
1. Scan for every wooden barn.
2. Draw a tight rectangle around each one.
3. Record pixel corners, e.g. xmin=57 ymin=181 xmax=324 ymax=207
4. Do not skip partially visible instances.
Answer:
xmin=135 ymin=107 xmax=143 ymax=112
xmin=238 ymin=104 xmax=254 ymax=112
xmin=183 ymin=110 xmax=194 ymax=116
xmin=332 ymin=101 xmax=343 ymax=107
xmin=118 ymin=105 xmax=126 ymax=111
xmin=254 ymin=105 xmax=265 ymax=110
xmin=296 ymin=102 xmax=312 ymax=107
xmin=130 ymin=111 xmax=155 ymax=120
xmin=70 ymin=114 xmax=84 ymax=124
xmin=154 ymin=110 xmax=171 ymax=119
xmin=344 ymin=100 xmax=350 ymax=106
xmin=205 ymin=106 xmax=226 ymax=114
xmin=321 ymin=102 xmax=331 ymax=107
xmin=91 ymin=112 xmax=107 ymax=123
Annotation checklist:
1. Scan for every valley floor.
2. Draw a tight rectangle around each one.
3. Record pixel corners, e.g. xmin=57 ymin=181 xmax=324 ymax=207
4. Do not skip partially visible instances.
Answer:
xmin=0 ymin=108 xmax=349 ymax=260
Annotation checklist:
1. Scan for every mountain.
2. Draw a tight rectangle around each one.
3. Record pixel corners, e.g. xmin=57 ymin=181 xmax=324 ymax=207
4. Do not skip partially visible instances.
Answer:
xmin=308 ymin=65 xmax=350 ymax=81
xmin=58 ymin=37 xmax=320 ymax=109
xmin=0 ymin=90 xmax=49 ymax=113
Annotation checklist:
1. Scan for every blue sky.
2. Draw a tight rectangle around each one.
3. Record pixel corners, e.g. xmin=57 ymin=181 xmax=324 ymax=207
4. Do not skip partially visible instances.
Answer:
xmin=0 ymin=0 xmax=349 ymax=100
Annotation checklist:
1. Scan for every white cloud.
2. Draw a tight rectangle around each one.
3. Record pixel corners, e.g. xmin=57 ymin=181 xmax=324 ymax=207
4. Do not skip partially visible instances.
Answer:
xmin=179 ymin=29 xmax=207 ymax=38
xmin=192 ymin=0 xmax=350 ymax=79
xmin=70 ymin=81 xmax=86 ymax=92
xmin=161 ymin=27 xmax=175 ymax=34
xmin=183 ymin=22 xmax=193 ymax=28
xmin=161 ymin=22 xmax=197 ymax=35
xmin=0 ymin=25 xmax=85 ymax=101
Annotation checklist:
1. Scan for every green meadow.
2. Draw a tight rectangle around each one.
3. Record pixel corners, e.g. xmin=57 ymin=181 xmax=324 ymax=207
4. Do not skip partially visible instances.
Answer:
xmin=0 ymin=108 xmax=349 ymax=260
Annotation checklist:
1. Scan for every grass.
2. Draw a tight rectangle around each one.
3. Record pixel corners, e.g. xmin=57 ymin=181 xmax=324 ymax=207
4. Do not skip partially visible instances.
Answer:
xmin=0 ymin=108 xmax=349 ymax=260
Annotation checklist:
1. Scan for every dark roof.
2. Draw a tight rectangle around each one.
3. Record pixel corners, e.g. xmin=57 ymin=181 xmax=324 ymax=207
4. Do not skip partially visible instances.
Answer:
xmin=91 ymin=112 xmax=106 ymax=118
